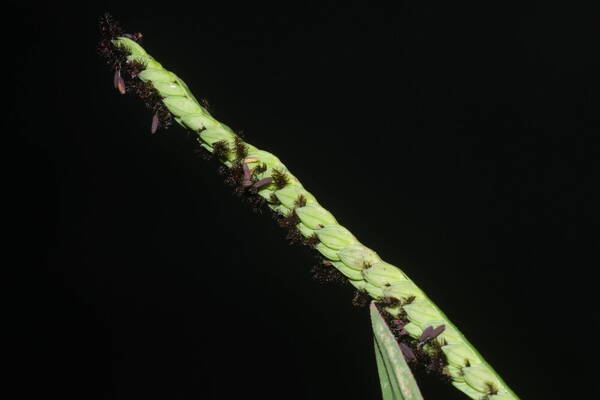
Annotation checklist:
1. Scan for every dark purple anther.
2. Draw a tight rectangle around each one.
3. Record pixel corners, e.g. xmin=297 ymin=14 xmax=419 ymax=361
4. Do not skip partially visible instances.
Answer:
xmin=252 ymin=177 xmax=273 ymax=190
xmin=430 ymin=325 xmax=446 ymax=339
xmin=242 ymin=163 xmax=253 ymax=187
xmin=114 ymin=69 xmax=126 ymax=95
xmin=151 ymin=113 xmax=159 ymax=134
xmin=419 ymin=326 xmax=434 ymax=342
xmin=399 ymin=343 xmax=416 ymax=362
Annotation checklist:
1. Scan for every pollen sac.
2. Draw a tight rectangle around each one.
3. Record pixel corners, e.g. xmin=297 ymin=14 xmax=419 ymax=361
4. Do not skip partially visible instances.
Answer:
xmin=151 ymin=113 xmax=159 ymax=134
xmin=419 ymin=325 xmax=435 ymax=342
xmin=274 ymin=185 xmax=317 ymax=209
xmin=398 ymin=343 xmax=416 ymax=362
xmin=295 ymin=204 xmax=337 ymax=229
xmin=163 ymin=96 xmax=203 ymax=115
xmin=315 ymin=242 xmax=340 ymax=261
xmin=315 ymin=225 xmax=357 ymax=250
xmin=420 ymin=319 xmax=459 ymax=344
xmin=462 ymin=365 xmax=498 ymax=394
xmin=137 ymin=68 xmax=175 ymax=83
xmin=441 ymin=343 xmax=479 ymax=368
xmin=361 ymin=261 xmax=407 ymax=287
xmin=431 ymin=324 xmax=446 ymax=338
xmin=419 ymin=323 xmax=445 ymax=342
xmin=199 ymin=127 xmax=235 ymax=147
xmin=331 ymin=261 xmax=363 ymax=280
xmin=403 ymin=299 xmax=442 ymax=326
xmin=382 ymin=280 xmax=423 ymax=301
xmin=337 ymin=244 xmax=381 ymax=271
xmin=153 ymin=81 xmax=187 ymax=97
xmin=252 ymin=177 xmax=273 ymax=190
xmin=114 ymin=70 xmax=126 ymax=94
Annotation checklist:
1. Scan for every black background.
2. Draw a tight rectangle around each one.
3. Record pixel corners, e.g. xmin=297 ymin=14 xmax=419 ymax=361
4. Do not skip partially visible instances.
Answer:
xmin=10 ymin=1 xmax=599 ymax=399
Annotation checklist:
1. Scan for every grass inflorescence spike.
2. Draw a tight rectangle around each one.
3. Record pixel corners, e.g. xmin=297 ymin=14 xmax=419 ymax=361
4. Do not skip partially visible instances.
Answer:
xmin=98 ymin=14 xmax=521 ymax=400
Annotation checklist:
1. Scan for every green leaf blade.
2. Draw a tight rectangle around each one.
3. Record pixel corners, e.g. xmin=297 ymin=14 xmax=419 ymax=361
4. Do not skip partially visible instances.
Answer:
xmin=370 ymin=302 xmax=424 ymax=400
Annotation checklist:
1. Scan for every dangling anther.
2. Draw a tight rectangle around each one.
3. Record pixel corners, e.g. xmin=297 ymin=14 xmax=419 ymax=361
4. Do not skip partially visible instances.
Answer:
xmin=399 ymin=343 xmax=416 ymax=362
xmin=430 ymin=325 xmax=446 ymax=339
xmin=419 ymin=326 xmax=435 ymax=343
xmin=243 ymin=157 xmax=260 ymax=163
xmin=252 ymin=177 xmax=273 ymax=190
xmin=114 ymin=69 xmax=126 ymax=95
xmin=151 ymin=113 xmax=159 ymax=134
xmin=242 ymin=162 xmax=253 ymax=187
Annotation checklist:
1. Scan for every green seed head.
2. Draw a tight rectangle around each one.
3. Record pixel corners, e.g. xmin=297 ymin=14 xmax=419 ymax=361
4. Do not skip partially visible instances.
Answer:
xmin=446 ymin=365 xmax=465 ymax=382
xmin=296 ymin=222 xmax=316 ymax=238
xmin=403 ymin=322 xmax=423 ymax=338
xmin=403 ymin=299 xmax=442 ymax=326
xmin=441 ymin=343 xmax=478 ymax=368
xmin=452 ymin=381 xmax=485 ymax=400
xmin=435 ymin=324 xmax=462 ymax=345
xmin=462 ymin=365 xmax=498 ymax=394
xmin=256 ymin=188 xmax=276 ymax=202
xmin=153 ymin=81 xmax=187 ymax=97
xmin=315 ymin=242 xmax=340 ymax=261
xmin=488 ymin=394 xmax=512 ymax=400
xmin=271 ymin=203 xmax=291 ymax=216
xmin=113 ymin=37 xmax=148 ymax=56
xmin=361 ymin=261 xmax=408 ymax=287
xmin=347 ymin=279 xmax=383 ymax=299
xmin=274 ymin=185 xmax=316 ymax=209
xmin=382 ymin=280 xmax=423 ymax=300
xmin=199 ymin=126 xmax=235 ymax=146
xmin=163 ymin=96 xmax=204 ymax=115
xmin=338 ymin=244 xmax=381 ymax=270
xmin=127 ymin=55 xmax=161 ymax=70
xmin=245 ymin=149 xmax=282 ymax=168
xmin=137 ymin=68 xmax=174 ymax=84
xmin=315 ymin=225 xmax=357 ymax=250
xmin=182 ymin=114 xmax=220 ymax=131
xmin=295 ymin=204 xmax=337 ymax=229
xmin=331 ymin=261 xmax=364 ymax=280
